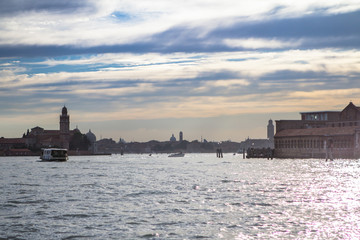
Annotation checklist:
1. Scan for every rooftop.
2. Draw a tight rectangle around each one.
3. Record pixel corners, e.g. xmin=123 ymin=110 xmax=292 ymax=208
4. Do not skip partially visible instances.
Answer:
xmin=300 ymin=111 xmax=340 ymax=114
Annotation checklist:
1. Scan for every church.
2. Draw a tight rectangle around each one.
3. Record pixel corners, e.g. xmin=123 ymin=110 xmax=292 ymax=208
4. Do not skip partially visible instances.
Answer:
xmin=0 ymin=106 xmax=80 ymax=155
xmin=25 ymin=106 xmax=76 ymax=149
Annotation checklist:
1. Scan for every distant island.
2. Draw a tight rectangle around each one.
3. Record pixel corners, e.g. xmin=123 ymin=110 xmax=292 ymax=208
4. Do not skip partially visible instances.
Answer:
xmin=95 ymin=138 xmax=240 ymax=155
xmin=0 ymin=106 xmax=253 ymax=156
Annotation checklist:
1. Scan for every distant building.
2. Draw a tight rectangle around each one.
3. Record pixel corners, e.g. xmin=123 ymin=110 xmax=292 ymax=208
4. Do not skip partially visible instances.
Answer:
xmin=179 ymin=131 xmax=183 ymax=141
xmin=170 ymin=134 xmax=176 ymax=142
xmin=267 ymin=119 xmax=274 ymax=140
xmin=86 ymin=129 xmax=97 ymax=153
xmin=274 ymin=102 xmax=360 ymax=159
xmin=86 ymin=129 xmax=96 ymax=142
xmin=238 ymin=119 xmax=274 ymax=152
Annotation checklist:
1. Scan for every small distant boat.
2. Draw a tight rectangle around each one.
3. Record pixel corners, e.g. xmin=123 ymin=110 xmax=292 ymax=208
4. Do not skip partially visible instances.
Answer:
xmin=40 ymin=148 xmax=68 ymax=161
xmin=168 ymin=152 xmax=185 ymax=157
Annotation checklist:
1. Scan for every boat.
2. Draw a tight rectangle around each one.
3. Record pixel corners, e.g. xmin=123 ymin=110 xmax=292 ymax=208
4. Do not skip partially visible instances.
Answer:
xmin=168 ymin=152 xmax=185 ymax=157
xmin=40 ymin=148 xmax=68 ymax=161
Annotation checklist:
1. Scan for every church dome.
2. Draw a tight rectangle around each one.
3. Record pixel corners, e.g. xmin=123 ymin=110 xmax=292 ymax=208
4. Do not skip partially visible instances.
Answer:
xmin=86 ymin=129 xmax=96 ymax=143
xmin=170 ymin=134 xmax=176 ymax=142
xmin=62 ymin=106 xmax=68 ymax=115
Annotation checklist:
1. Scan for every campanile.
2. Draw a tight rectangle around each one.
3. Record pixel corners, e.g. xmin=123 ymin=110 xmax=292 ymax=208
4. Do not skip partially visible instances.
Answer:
xmin=60 ymin=106 xmax=70 ymax=133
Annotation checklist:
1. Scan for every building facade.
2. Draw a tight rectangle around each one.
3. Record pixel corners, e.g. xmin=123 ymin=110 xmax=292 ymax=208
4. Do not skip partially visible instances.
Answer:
xmin=274 ymin=102 xmax=360 ymax=159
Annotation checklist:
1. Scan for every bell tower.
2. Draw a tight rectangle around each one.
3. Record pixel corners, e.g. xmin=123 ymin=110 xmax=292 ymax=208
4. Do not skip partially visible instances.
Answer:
xmin=267 ymin=119 xmax=274 ymax=140
xmin=59 ymin=106 xmax=70 ymax=149
xmin=60 ymin=106 xmax=70 ymax=133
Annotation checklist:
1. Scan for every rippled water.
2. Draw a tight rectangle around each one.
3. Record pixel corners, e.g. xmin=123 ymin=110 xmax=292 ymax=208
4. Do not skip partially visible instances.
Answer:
xmin=1 ymin=154 xmax=360 ymax=239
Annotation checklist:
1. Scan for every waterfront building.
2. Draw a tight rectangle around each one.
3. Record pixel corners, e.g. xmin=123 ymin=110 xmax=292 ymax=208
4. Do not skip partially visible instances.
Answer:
xmin=170 ymin=134 xmax=176 ymax=142
xmin=179 ymin=131 xmax=183 ymax=142
xmin=274 ymin=102 xmax=360 ymax=159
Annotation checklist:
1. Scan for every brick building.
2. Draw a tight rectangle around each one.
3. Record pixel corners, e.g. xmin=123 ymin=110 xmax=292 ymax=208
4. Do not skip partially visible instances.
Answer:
xmin=274 ymin=102 xmax=360 ymax=159
xmin=0 ymin=106 xmax=77 ymax=155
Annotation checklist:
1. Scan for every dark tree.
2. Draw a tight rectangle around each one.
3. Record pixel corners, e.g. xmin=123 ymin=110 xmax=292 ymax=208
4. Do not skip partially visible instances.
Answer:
xmin=69 ymin=132 xmax=91 ymax=151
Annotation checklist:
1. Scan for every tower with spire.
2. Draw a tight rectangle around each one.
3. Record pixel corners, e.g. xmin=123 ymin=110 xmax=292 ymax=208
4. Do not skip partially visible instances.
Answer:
xmin=59 ymin=106 xmax=70 ymax=148
xmin=60 ymin=106 xmax=70 ymax=133
xmin=267 ymin=119 xmax=274 ymax=140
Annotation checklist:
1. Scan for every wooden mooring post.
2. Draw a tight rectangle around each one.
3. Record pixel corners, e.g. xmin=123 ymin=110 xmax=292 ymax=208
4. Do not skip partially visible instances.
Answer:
xmin=216 ymin=148 xmax=223 ymax=158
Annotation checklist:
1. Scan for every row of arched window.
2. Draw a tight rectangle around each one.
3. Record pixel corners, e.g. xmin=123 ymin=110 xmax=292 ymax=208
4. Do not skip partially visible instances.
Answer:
xmin=275 ymin=138 xmax=354 ymax=149
xmin=329 ymin=121 xmax=358 ymax=127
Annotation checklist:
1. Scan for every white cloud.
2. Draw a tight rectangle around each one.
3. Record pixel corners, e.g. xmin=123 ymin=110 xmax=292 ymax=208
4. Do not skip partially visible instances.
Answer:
xmin=1 ymin=0 xmax=360 ymax=140
xmin=223 ymin=38 xmax=302 ymax=49
xmin=3 ymin=49 xmax=359 ymax=92
xmin=0 ymin=0 xmax=359 ymax=46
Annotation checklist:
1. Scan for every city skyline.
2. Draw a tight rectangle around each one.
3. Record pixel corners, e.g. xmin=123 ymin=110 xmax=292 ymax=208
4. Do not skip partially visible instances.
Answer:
xmin=1 ymin=1 xmax=360 ymax=142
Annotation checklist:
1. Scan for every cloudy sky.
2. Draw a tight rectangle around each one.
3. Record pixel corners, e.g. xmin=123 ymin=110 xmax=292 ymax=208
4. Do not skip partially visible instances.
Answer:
xmin=1 ymin=0 xmax=360 ymax=142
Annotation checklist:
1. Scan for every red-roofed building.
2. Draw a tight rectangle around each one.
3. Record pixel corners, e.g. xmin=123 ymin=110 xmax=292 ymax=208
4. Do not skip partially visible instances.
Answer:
xmin=274 ymin=102 xmax=360 ymax=159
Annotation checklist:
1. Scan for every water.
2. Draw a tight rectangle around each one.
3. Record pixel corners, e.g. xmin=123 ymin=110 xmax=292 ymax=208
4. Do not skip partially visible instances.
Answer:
xmin=1 ymin=154 xmax=360 ymax=239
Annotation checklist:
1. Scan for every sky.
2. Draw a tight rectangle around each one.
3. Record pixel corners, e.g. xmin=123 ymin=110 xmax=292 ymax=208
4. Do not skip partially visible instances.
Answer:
xmin=1 ymin=0 xmax=360 ymax=142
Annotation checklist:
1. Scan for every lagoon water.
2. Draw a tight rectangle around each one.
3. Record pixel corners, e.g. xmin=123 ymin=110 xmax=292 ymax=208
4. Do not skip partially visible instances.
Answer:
xmin=1 ymin=154 xmax=360 ymax=239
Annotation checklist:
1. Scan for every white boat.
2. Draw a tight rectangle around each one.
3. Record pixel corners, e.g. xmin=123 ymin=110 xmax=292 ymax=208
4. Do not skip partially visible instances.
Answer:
xmin=168 ymin=152 xmax=185 ymax=157
xmin=40 ymin=148 xmax=68 ymax=161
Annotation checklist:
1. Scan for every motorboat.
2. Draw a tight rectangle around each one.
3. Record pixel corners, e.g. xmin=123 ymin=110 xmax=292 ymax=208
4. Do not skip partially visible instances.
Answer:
xmin=40 ymin=148 xmax=68 ymax=161
xmin=168 ymin=152 xmax=185 ymax=157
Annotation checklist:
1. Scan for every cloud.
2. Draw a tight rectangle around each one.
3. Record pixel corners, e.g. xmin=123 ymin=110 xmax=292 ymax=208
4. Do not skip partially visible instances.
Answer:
xmin=1 ymin=4 xmax=360 ymax=57
xmin=223 ymin=38 xmax=301 ymax=49
xmin=0 ymin=0 xmax=93 ymax=16
xmin=1 ymin=49 xmax=359 ymax=120
xmin=2 ymin=49 xmax=359 ymax=91
xmin=210 ymin=10 xmax=360 ymax=50
xmin=1 ymin=1 xmax=360 ymax=140
xmin=214 ymin=10 xmax=360 ymax=38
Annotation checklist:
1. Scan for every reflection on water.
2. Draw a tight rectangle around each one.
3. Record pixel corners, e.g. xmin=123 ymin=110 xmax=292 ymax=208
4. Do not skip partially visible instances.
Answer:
xmin=1 ymin=154 xmax=360 ymax=239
